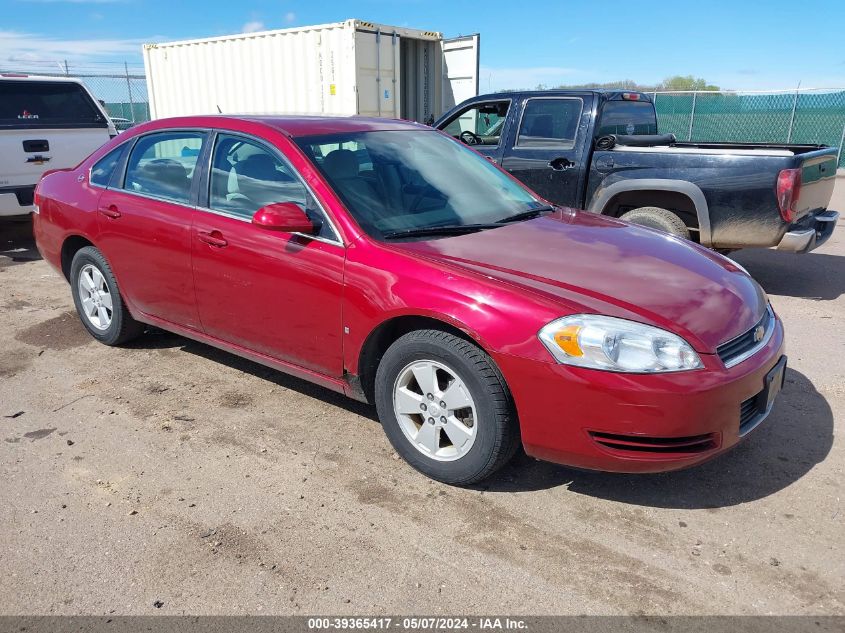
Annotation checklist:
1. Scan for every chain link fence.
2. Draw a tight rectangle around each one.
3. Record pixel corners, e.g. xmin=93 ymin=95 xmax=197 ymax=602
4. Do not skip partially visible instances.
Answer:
xmin=651 ymin=88 xmax=845 ymax=167
xmin=4 ymin=67 xmax=843 ymax=166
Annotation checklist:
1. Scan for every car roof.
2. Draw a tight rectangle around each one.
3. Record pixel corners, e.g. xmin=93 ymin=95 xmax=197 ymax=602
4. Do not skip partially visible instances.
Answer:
xmin=472 ymin=89 xmax=652 ymax=101
xmin=139 ymin=114 xmax=430 ymax=138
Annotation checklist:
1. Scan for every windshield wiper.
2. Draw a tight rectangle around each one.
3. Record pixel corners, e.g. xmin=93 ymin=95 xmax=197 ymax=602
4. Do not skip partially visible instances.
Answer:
xmin=382 ymin=224 xmax=502 ymax=240
xmin=496 ymin=205 xmax=555 ymax=224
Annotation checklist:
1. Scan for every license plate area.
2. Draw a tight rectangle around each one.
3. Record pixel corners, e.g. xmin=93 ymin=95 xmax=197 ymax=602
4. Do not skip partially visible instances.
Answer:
xmin=759 ymin=356 xmax=787 ymax=414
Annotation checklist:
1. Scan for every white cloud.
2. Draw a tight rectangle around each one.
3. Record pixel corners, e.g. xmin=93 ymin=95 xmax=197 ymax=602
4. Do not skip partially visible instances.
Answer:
xmin=284 ymin=12 xmax=296 ymax=24
xmin=0 ymin=30 xmax=148 ymax=68
xmin=242 ymin=21 xmax=265 ymax=33
xmin=479 ymin=65 xmax=583 ymax=92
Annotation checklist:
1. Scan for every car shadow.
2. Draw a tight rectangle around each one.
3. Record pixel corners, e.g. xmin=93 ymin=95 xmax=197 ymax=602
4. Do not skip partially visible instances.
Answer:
xmin=127 ymin=328 xmax=379 ymax=422
xmin=134 ymin=327 xmax=831 ymax=506
xmin=0 ymin=217 xmax=41 ymax=270
xmin=478 ymin=367 xmax=833 ymax=507
xmin=731 ymin=247 xmax=845 ymax=300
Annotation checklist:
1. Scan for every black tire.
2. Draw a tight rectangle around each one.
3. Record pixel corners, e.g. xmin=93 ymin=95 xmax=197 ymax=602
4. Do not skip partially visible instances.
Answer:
xmin=619 ymin=206 xmax=690 ymax=240
xmin=70 ymin=246 xmax=144 ymax=345
xmin=374 ymin=329 xmax=520 ymax=485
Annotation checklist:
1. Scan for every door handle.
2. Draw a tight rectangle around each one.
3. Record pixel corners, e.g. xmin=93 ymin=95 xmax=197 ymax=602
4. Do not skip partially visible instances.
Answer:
xmin=98 ymin=205 xmax=121 ymax=219
xmin=548 ymin=157 xmax=575 ymax=171
xmin=198 ymin=230 xmax=228 ymax=248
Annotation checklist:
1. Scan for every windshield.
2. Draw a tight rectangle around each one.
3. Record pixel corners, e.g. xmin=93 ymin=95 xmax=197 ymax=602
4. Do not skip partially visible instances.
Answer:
xmin=596 ymin=100 xmax=658 ymax=136
xmin=295 ymin=130 xmax=542 ymax=239
xmin=0 ymin=80 xmax=106 ymax=129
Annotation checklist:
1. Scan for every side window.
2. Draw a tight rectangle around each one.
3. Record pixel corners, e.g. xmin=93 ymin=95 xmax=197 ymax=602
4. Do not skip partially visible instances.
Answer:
xmin=442 ymin=101 xmax=510 ymax=146
xmin=90 ymin=146 xmax=124 ymax=188
xmin=209 ymin=134 xmax=306 ymax=220
xmin=124 ymin=131 xmax=205 ymax=204
xmin=516 ymin=98 xmax=583 ymax=148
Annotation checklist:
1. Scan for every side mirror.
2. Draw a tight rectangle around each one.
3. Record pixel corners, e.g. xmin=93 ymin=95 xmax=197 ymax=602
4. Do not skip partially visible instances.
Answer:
xmin=252 ymin=202 xmax=316 ymax=234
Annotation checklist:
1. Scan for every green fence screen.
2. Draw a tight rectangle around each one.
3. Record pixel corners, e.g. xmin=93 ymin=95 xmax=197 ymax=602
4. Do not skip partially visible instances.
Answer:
xmin=653 ymin=90 xmax=845 ymax=167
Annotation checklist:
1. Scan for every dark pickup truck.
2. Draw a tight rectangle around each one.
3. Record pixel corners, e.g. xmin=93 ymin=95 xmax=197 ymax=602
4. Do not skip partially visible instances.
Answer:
xmin=434 ymin=90 xmax=839 ymax=253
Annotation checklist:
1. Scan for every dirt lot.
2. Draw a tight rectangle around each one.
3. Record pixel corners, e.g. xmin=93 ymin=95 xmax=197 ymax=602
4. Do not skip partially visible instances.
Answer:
xmin=0 ymin=216 xmax=843 ymax=616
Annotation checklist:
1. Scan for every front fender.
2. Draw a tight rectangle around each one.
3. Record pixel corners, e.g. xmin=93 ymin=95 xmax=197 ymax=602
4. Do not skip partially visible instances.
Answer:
xmin=342 ymin=242 xmax=565 ymax=386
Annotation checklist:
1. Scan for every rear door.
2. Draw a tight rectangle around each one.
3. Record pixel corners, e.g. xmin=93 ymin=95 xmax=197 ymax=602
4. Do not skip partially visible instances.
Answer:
xmin=441 ymin=34 xmax=480 ymax=113
xmin=96 ymin=130 xmax=206 ymax=328
xmin=500 ymin=95 xmax=593 ymax=206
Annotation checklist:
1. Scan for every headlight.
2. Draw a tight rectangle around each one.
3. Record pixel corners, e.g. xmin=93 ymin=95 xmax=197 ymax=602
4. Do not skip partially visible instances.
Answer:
xmin=538 ymin=315 xmax=703 ymax=373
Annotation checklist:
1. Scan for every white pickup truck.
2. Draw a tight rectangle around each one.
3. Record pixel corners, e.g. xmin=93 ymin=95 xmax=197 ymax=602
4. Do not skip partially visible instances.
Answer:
xmin=0 ymin=74 xmax=116 ymax=218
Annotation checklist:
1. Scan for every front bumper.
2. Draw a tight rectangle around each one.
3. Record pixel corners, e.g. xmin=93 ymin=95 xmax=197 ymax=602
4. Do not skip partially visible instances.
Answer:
xmin=497 ymin=317 xmax=785 ymax=473
xmin=776 ymin=210 xmax=839 ymax=253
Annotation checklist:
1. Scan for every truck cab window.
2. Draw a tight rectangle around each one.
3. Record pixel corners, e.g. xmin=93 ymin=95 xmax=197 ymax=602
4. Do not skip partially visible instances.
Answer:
xmin=596 ymin=100 xmax=658 ymax=136
xmin=516 ymin=98 xmax=583 ymax=148
xmin=442 ymin=101 xmax=510 ymax=147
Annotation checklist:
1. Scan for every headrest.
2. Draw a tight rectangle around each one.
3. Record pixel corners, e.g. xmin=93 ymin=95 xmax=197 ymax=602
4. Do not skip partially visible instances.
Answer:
xmin=236 ymin=153 xmax=283 ymax=182
xmin=323 ymin=149 xmax=359 ymax=179
xmin=141 ymin=159 xmax=188 ymax=187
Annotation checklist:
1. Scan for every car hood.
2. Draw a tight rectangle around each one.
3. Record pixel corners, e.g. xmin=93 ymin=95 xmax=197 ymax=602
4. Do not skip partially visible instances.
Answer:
xmin=394 ymin=209 xmax=767 ymax=352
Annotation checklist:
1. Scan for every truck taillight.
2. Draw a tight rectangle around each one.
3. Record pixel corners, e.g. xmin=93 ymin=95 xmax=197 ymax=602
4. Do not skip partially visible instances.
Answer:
xmin=621 ymin=92 xmax=641 ymax=101
xmin=776 ymin=168 xmax=801 ymax=223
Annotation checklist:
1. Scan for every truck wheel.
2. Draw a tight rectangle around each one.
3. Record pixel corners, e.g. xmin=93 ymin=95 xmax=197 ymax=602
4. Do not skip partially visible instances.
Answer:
xmin=620 ymin=206 xmax=690 ymax=240
xmin=374 ymin=329 xmax=520 ymax=485
xmin=70 ymin=246 xmax=144 ymax=345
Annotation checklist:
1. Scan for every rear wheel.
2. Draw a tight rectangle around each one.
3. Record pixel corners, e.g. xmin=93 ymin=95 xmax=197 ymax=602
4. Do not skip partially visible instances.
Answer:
xmin=620 ymin=206 xmax=690 ymax=240
xmin=70 ymin=246 xmax=144 ymax=345
xmin=374 ymin=329 xmax=519 ymax=485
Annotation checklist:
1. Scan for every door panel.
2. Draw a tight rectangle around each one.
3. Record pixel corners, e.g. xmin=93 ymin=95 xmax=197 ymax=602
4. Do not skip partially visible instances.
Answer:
xmin=97 ymin=189 xmax=200 ymax=327
xmin=96 ymin=130 xmax=206 ymax=328
xmin=500 ymin=96 xmax=592 ymax=206
xmin=441 ymin=34 xmax=480 ymax=113
xmin=191 ymin=132 xmax=344 ymax=377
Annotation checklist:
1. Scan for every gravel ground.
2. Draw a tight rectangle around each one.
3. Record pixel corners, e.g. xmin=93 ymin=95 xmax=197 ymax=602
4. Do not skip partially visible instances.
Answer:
xmin=0 ymin=215 xmax=842 ymax=616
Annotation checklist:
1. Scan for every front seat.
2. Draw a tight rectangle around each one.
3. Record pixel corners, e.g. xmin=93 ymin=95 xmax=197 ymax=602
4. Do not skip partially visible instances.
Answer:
xmin=234 ymin=153 xmax=296 ymax=210
xmin=322 ymin=149 xmax=382 ymax=210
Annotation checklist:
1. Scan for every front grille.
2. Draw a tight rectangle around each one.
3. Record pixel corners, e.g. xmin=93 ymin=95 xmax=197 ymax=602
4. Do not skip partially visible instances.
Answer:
xmin=717 ymin=306 xmax=773 ymax=367
xmin=0 ymin=185 xmax=35 ymax=207
xmin=588 ymin=431 xmax=717 ymax=454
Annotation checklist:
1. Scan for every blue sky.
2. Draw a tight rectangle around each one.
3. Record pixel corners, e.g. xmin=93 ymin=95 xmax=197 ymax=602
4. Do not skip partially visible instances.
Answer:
xmin=2 ymin=0 xmax=845 ymax=91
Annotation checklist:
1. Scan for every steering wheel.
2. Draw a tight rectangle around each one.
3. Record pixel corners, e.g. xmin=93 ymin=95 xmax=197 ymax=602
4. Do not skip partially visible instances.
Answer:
xmin=408 ymin=185 xmax=447 ymax=213
xmin=460 ymin=130 xmax=482 ymax=146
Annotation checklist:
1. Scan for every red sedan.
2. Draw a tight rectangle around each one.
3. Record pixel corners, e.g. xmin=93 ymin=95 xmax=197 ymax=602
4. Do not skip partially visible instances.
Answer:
xmin=33 ymin=115 xmax=786 ymax=484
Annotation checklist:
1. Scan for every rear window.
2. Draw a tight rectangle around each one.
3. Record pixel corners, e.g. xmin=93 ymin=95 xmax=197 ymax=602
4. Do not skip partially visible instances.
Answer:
xmin=596 ymin=100 xmax=658 ymax=136
xmin=0 ymin=80 xmax=107 ymax=129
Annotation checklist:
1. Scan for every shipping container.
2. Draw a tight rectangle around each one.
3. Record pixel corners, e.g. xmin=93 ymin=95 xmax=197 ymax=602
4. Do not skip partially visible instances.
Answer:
xmin=143 ymin=19 xmax=480 ymax=123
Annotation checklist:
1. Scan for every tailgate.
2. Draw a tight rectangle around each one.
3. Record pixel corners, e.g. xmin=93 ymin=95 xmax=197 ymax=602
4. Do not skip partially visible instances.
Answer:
xmin=0 ymin=128 xmax=110 ymax=188
xmin=795 ymin=150 xmax=838 ymax=216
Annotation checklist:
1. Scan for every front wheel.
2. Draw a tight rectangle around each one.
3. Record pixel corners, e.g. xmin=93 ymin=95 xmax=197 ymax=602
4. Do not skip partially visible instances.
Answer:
xmin=70 ymin=246 xmax=144 ymax=345
xmin=374 ymin=330 xmax=520 ymax=485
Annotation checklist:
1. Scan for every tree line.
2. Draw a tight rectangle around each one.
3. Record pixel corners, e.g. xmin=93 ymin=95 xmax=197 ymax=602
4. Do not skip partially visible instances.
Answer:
xmin=530 ymin=75 xmax=721 ymax=92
